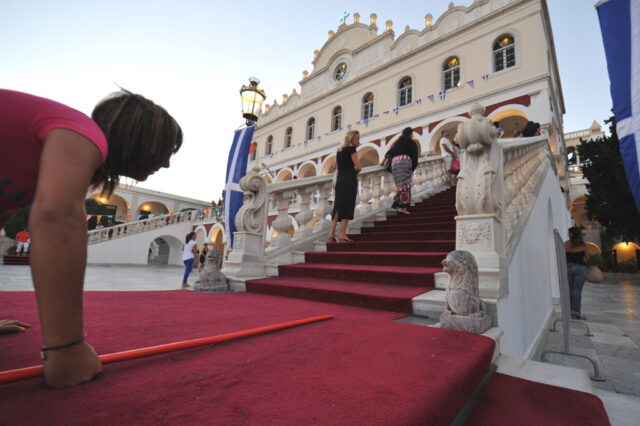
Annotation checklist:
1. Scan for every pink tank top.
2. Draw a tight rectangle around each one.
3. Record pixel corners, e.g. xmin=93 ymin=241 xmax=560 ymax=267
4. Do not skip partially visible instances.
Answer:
xmin=0 ymin=89 xmax=108 ymax=220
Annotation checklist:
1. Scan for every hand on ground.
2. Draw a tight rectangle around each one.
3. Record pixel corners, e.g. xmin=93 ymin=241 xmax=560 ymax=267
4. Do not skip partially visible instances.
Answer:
xmin=0 ymin=319 xmax=31 ymax=334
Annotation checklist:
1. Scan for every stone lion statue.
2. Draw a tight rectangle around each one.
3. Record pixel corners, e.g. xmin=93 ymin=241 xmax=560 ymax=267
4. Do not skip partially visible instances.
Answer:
xmin=442 ymin=250 xmax=482 ymax=316
xmin=195 ymin=249 xmax=228 ymax=292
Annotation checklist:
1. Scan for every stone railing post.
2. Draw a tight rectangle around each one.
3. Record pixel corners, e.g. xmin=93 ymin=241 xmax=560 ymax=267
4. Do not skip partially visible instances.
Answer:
xmin=355 ymin=174 xmax=371 ymax=216
xmin=293 ymin=186 xmax=316 ymax=240
xmin=313 ymin=182 xmax=333 ymax=232
xmin=454 ymin=103 xmax=505 ymax=299
xmin=270 ymin=190 xmax=295 ymax=248
xmin=221 ymin=166 xmax=269 ymax=278
xmin=369 ymin=171 xmax=383 ymax=210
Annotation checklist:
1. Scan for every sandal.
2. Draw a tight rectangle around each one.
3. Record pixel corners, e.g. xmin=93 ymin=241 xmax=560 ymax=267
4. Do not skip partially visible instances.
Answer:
xmin=338 ymin=236 xmax=353 ymax=243
xmin=327 ymin=236 xmax=337 ymax=243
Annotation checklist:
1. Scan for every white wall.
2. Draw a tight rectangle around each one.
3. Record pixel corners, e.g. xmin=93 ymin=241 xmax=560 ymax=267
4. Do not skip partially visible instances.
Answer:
xmin=87 ymin=223 xmax=194 ymax=266
xmin=497 ymin=165 xmax=572 ymax=358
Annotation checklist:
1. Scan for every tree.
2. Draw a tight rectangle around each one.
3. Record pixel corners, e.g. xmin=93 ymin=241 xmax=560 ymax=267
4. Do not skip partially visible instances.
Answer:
xmin=2 ymin=199 xmax=111 ymax=237
xmin=577 ymin=116 xmax=640 ymax=242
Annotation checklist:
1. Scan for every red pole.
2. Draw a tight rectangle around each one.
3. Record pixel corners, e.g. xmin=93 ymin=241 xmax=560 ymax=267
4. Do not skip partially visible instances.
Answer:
xmin=0 ymin=314 xmax=333 ymax=385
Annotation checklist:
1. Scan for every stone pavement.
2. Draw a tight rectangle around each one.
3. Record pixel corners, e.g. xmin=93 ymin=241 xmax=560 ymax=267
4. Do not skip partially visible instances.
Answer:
xmin=542 ymin=274 xmax=640 ymax=426
xmin=2 ymin=264 xmax=640 ymax=424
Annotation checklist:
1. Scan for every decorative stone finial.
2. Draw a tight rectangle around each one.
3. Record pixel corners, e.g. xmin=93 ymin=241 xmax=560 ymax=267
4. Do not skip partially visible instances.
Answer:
xmin=282 ymin=93 xmax=288 ymax=102
xmin=439 ymin=251 xmax=492 ymax=334
xmin=265 ymin=104 xmax=270 ymax=111
xmin=425 ymin=13 xmax=433 ymax=27
xmin=454 ymin=103 xmax=502 ymax=216
xmin=370 ymin=13 xmax=377 ymax=25
xmin=354 ymin=12 xmax=360 ymax=23
xmin=385 ymin=20 xmax=393 ymax=31
xmin=449 ymin=2 xmax=455 ymax=9
xmin=313 ymin=49 xmax=319 ymax=58
xmin=302 ymin=70 xmax=309 ymax=79
xmin=404 ymin=24 xmax=410 ymax=32
xmin=328 ymin=29 xmax=335 ymax=38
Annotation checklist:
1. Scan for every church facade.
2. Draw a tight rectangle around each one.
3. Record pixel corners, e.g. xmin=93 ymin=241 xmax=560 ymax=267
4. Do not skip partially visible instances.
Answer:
xmin=249 ymin=0 xmax=569 ymax=193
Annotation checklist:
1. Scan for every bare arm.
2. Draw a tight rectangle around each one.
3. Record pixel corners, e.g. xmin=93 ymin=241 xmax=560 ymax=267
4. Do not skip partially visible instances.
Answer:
xmin=30 ymin=128 xmax=103 ymax=388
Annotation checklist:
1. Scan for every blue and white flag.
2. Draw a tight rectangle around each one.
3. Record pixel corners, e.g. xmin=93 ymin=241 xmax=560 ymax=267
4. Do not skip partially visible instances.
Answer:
xmin=467 ymin=80 xmax=475 ymax=88
xmin=224 ymin=126 xmax=256 ymax=248
xmin=439 ymin=90 xmax=447 ymax=101
xmin=427 ymin=94 xmax=435 ymax=103
xmin=597 ymin=0 xmax=640 ymax=212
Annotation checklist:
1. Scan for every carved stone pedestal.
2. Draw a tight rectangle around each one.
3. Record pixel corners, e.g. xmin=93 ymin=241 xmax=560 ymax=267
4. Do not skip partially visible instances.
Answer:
xmin=455 ymin=214 xmax=505 ymax=298
xmin=440 ymin=312 xmax=492 ymax=334
xmin=221 ymin=232 xmax=266 ymax=277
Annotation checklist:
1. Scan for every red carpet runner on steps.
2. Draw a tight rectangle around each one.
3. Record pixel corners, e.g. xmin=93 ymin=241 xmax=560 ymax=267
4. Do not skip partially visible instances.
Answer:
xmin=246 ymin=187 xmax=457 ymax=313
xmin=0 ymin=291 xmax=496 ymax=425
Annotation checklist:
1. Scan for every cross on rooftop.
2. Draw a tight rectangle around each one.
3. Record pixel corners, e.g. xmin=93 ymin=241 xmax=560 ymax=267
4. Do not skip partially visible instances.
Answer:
xmin=339 ymin=11 xmax=349 ymax=25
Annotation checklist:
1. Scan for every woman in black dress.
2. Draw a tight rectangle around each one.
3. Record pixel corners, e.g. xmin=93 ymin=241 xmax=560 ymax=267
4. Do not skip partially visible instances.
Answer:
xmin=328 ymin=130 xmax=362 ymax=243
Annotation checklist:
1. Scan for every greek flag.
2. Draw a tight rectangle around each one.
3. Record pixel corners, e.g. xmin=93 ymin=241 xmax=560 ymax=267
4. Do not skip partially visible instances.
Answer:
xmin=597 ymin=0 xmax=640 ymax=212
xmin=224 ymin=126 xmax=256 ymax=248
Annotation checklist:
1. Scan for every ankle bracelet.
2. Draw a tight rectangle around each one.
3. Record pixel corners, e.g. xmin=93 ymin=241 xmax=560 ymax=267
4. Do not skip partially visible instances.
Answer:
xmin=40 ymin=334 xmax=87 ymax=360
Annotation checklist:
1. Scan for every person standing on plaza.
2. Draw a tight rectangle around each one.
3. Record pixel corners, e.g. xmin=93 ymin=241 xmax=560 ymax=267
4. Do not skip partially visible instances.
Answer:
xmin=439 ymin=129 xmax=458 ymax=186
xmin=15 ymin=228 xmax=30 ymax=255
xmin=181 ymin=232 xmax=198 ymax=288
xmin=565 ymin=227 xmax=588 ymax=320
xmin=328 ymin=130 xmax=362 ymax=243
xmin=199 ymin=243 xmax=209 ymax=272
xmin=383 ymin=127 xmax=418 ymax=215
xmin=0 ymin=88 xmax=183 ymax=388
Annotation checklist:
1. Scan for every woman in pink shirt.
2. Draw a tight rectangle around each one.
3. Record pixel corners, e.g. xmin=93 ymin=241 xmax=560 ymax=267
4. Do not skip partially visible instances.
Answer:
xmin=0 ymin=89 xmax=182 ymax=388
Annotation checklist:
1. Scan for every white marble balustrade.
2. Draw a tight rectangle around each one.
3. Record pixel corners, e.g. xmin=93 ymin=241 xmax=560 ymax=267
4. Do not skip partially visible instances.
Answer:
xmin=87 ymin=210 xmax=199 ymax=244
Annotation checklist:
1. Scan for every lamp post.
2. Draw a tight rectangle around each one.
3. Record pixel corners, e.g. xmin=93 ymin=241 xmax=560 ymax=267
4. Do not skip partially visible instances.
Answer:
xmin=240 ymin=77 xmax=266 ymax=126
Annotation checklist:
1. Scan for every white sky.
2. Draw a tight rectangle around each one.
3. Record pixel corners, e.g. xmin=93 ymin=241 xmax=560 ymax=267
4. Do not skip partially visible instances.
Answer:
xmin=0 ymin=0 xmax=611 ymax=202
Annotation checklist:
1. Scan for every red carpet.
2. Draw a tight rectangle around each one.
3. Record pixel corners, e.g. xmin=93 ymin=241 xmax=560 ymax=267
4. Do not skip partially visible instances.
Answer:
xmin=246 ymin=188 xmax=457 ymax=312
xmin=0 ymin=290 xmax=495 ymax=426
xmin=466 ymin=373 xmax=611 ymax=426
xmin=1 ymin=255 xmax=30 ymax=265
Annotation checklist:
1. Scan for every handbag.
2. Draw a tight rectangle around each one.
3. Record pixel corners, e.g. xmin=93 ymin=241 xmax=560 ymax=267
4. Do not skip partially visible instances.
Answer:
xmin=450 ymin=159 xmax=460 ymax=173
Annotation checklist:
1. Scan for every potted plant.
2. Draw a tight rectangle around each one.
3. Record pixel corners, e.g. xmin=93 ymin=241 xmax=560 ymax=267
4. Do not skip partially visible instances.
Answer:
xmin=587 ymin=254 xmax=605 ymax=283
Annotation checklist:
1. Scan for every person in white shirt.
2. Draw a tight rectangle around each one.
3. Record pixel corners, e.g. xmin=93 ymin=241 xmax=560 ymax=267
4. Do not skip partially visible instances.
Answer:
xmin=439 ymin=129 xmax=458 ymax=185
xmin=181 ymin=231 xmax=198 ymax=288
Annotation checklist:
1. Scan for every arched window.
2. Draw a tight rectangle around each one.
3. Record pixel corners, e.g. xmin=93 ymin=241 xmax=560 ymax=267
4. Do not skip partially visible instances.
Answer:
xmin=285 ymin=127 xmax=293 ymax=148
xmin=493 ymin=34 xmax=515 ymax=72
xmin=249 ymin=142 xmax=257 ymax=161
xmin=306 ymin=117 xmax=316 ymax=140
xmin=362 ymin=92 xmax=374 ymax=120
xmin=265 ymin=135 xmax=273 ymax=155
xmin=332 ymin=106 xmax=342 ymax=131
xmin=443 ymin=57 xmax=461 ymax=90
xmin=398 ymin=77 xmax=412 ymax=106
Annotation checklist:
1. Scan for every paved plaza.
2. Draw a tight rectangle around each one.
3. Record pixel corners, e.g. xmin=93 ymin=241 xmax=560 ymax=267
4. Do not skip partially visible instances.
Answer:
xmin=2 ymin=263 xmax=640 ymax=424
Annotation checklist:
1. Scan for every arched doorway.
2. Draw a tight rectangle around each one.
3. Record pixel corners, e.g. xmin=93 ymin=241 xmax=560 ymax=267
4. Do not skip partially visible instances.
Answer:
xmin=297 ymin=163 xmax=317 ymax=179
xmin=89 ymin=193 xmax=129 ymax=220
xmin=430 ymin=121 xmax=465 ymax=154
xmin=147 ymin=235 xmax=183 ymax=265
xmin=137 ymin=201 xmax=170 ymax=219
xmin=209 ymin=226 xmax=225 ymax=253
xmin=321 ymin=156 xmax=337 ymax=175
xmin=276 ymin=169 xmax=293 ymax=182
xmin=490 ymin=108 xmax=529 ymax=138
xmin=359 ymin=145 xmax=380 ymax=167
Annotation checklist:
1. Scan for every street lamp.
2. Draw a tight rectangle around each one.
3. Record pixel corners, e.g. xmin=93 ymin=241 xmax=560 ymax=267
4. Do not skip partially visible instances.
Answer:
xmin=240 ymin=77 xmax=266 ymax=126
